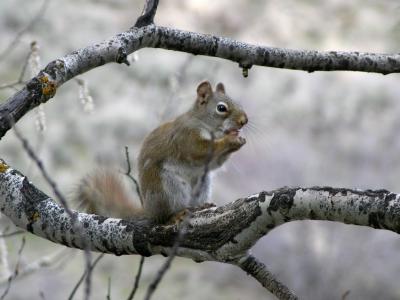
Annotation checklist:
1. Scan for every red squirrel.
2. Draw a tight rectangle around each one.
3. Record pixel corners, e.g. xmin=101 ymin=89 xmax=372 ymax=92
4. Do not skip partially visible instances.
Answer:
xmin=75 ymin=81 xmax=248 ymax=223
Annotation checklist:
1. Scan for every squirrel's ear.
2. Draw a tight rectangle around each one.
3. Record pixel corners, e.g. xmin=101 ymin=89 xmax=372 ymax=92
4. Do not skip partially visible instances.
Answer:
xmin=215 ymin=83 xmax=225 ymax=94
xmin=197 ymin=81 xmax=213 ymax=104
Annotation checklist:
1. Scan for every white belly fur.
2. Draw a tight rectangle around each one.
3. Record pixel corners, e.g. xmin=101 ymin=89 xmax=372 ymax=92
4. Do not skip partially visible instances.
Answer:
xmin=161 ymin=161 xmax=210 ymax=212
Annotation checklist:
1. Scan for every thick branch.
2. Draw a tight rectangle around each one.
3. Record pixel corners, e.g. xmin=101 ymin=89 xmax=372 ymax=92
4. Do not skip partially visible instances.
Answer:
xmin=1 ymin=160 xmax=399 ymax=260
xmin=1 ymin=25 xmax=400 ymax=139
xmin=2 ymin=162 xmax=400 ymax=298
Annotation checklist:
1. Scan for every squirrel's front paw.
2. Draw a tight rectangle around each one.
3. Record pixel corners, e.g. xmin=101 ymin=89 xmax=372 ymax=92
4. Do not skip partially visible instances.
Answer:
xmin=227 ymin=135 xmax=246 ymax=150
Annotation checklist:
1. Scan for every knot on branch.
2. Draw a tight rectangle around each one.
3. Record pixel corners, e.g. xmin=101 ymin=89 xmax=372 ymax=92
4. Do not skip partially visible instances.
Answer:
xmin=25 ymin=77 xmax=45 ymax=106
xmin=37 ymin=73 xmax=57 ymax=100
xmin=116 ymin=47 xmax=130 ymax=66
xmin=239 ymin=62 xmax=252 ymax=78
xmin=267 ymin=188 xmax=296 ymax=215
xmin=43 ymin=59 xmax=65 ymax=82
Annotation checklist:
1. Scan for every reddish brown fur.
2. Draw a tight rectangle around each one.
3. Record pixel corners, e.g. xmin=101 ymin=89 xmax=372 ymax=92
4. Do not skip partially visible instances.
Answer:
xmin=76 ymin=171 xmax=143 ymax=219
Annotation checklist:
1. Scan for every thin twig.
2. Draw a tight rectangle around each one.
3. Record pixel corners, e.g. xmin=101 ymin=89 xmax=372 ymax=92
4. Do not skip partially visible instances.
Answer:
xmin=19 ymin=46 xmax=35 ymax=82
xmin=0 ymin=82 xmax=24 ymax=91
xmin=0 ymin=215 xmax=10 ymax=280
xmin=13 ymin=123 xmax=93 ymax=300
xmin=13 ymin=124 xmax=72 ymax=215
xmin=0 ymin=0 xmax=50 ymax=61
xmin=144 ymin=134 xmax=215 ymax=300
xmin=342 ymin=290 xmax=351 ymax=300
xmin=124 ymin=146 xmax=145 ymax=300
xmin=124 ymin=146 xmax=142 ymax=204
xmin=191 ymin=132 xmax=215 ymax=205
xmin=0 ymin=47 xmax=32 ymax=91
xmin=106 ymin=277 xmax=111 ymax=300
xmin=68 ymin=253 xmax=105 ymax=300
xmin=84 ymin=250 xmax=93 ymax=300
xmin=39 ymin=291 xmax=46 ymax=300
xmin=0 ymin=237 xmax=26 ymax=300
xmin=134 ymin=0 xmax=159 ymax=28
xmin=0 ymin=248 xmax=74 ymax=286
xmin=143 ymin=218 xmax=189 ymax=300
xmin=126 ymin=256 xmax=145 ymax=300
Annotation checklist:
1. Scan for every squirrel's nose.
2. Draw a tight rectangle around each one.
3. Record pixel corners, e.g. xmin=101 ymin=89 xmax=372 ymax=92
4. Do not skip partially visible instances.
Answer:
xmin=238 ymin=113 xmax=248 ymax=127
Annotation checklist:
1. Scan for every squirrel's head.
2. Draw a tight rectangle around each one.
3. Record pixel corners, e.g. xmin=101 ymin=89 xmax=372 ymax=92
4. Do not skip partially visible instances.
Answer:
xmin=194 ymin=80 xmax=248 ymax=137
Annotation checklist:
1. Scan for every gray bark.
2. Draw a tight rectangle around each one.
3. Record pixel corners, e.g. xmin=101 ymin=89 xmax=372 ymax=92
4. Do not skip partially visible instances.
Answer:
xmin=235 ymin=255 xmax=297 ymax=300
xmin=1 ymin=25 xmax=400 ymax=139
xmin=1 ymin=160 xmax=400 ymax=299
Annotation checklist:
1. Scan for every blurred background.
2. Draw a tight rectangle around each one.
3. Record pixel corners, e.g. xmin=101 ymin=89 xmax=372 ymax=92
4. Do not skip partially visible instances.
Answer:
xmin=1 ymin=0 xmax=400 ymax=299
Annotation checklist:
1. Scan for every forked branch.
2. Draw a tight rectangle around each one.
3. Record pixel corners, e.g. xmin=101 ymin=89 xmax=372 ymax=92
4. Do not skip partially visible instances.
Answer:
xmin=1 ymin=160 xmax=399 ymax=299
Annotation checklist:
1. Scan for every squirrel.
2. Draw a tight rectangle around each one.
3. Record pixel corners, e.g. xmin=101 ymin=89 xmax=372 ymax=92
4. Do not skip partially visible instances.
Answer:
xmin=75 ymin=80 xmax=248 ymax=223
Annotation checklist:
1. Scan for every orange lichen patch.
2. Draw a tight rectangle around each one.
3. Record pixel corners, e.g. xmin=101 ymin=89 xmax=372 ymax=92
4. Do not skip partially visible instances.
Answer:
xmin=38 ymin=74 xmax=57 ymax=98
xmin=0 ymin=161 xmax=9 ymax=173
xmin=39 ymin=75 xmax=49 ymax=84
xmin=31 ymin=211 xmax=40 ymax=222
xmin=42 ymin=82 xmax=57 ymax=97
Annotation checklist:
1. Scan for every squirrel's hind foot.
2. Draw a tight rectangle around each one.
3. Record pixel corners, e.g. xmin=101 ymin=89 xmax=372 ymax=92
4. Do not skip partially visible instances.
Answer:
xmin=167 ymin=202 xmax=217 ymax=224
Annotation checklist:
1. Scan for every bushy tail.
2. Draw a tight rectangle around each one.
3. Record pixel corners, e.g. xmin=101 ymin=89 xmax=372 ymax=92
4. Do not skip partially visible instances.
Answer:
xmin=74 ymin=170 xmax=143 ymax=219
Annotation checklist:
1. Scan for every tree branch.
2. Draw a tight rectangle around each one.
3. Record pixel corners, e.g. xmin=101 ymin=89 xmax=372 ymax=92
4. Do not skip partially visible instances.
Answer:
xmin=2 ymin=3 xmax=397 ymax=299
xmin=1 ymin=160 xmax=399 ymax=257
xmin=1 ymin=160 xmax=400 ymax=298
xmin=134 ymin=0 xmax=159 ymax=28
xmin=126 ymin=256 xmax=145 ymax=300
xmin=0 ymin=237 xmax=26 ymax=300
xmin=234 ymin=255 xmax=297 ymax=300
xmin=68 ymin=253 xmax=105 ymax=300
xmin=1 ymin=24 xmax=400 ymax=139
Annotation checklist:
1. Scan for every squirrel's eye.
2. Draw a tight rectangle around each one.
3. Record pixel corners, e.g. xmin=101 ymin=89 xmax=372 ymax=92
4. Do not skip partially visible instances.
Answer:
xmin=216 ymin=102 xmax=228 ymax=114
